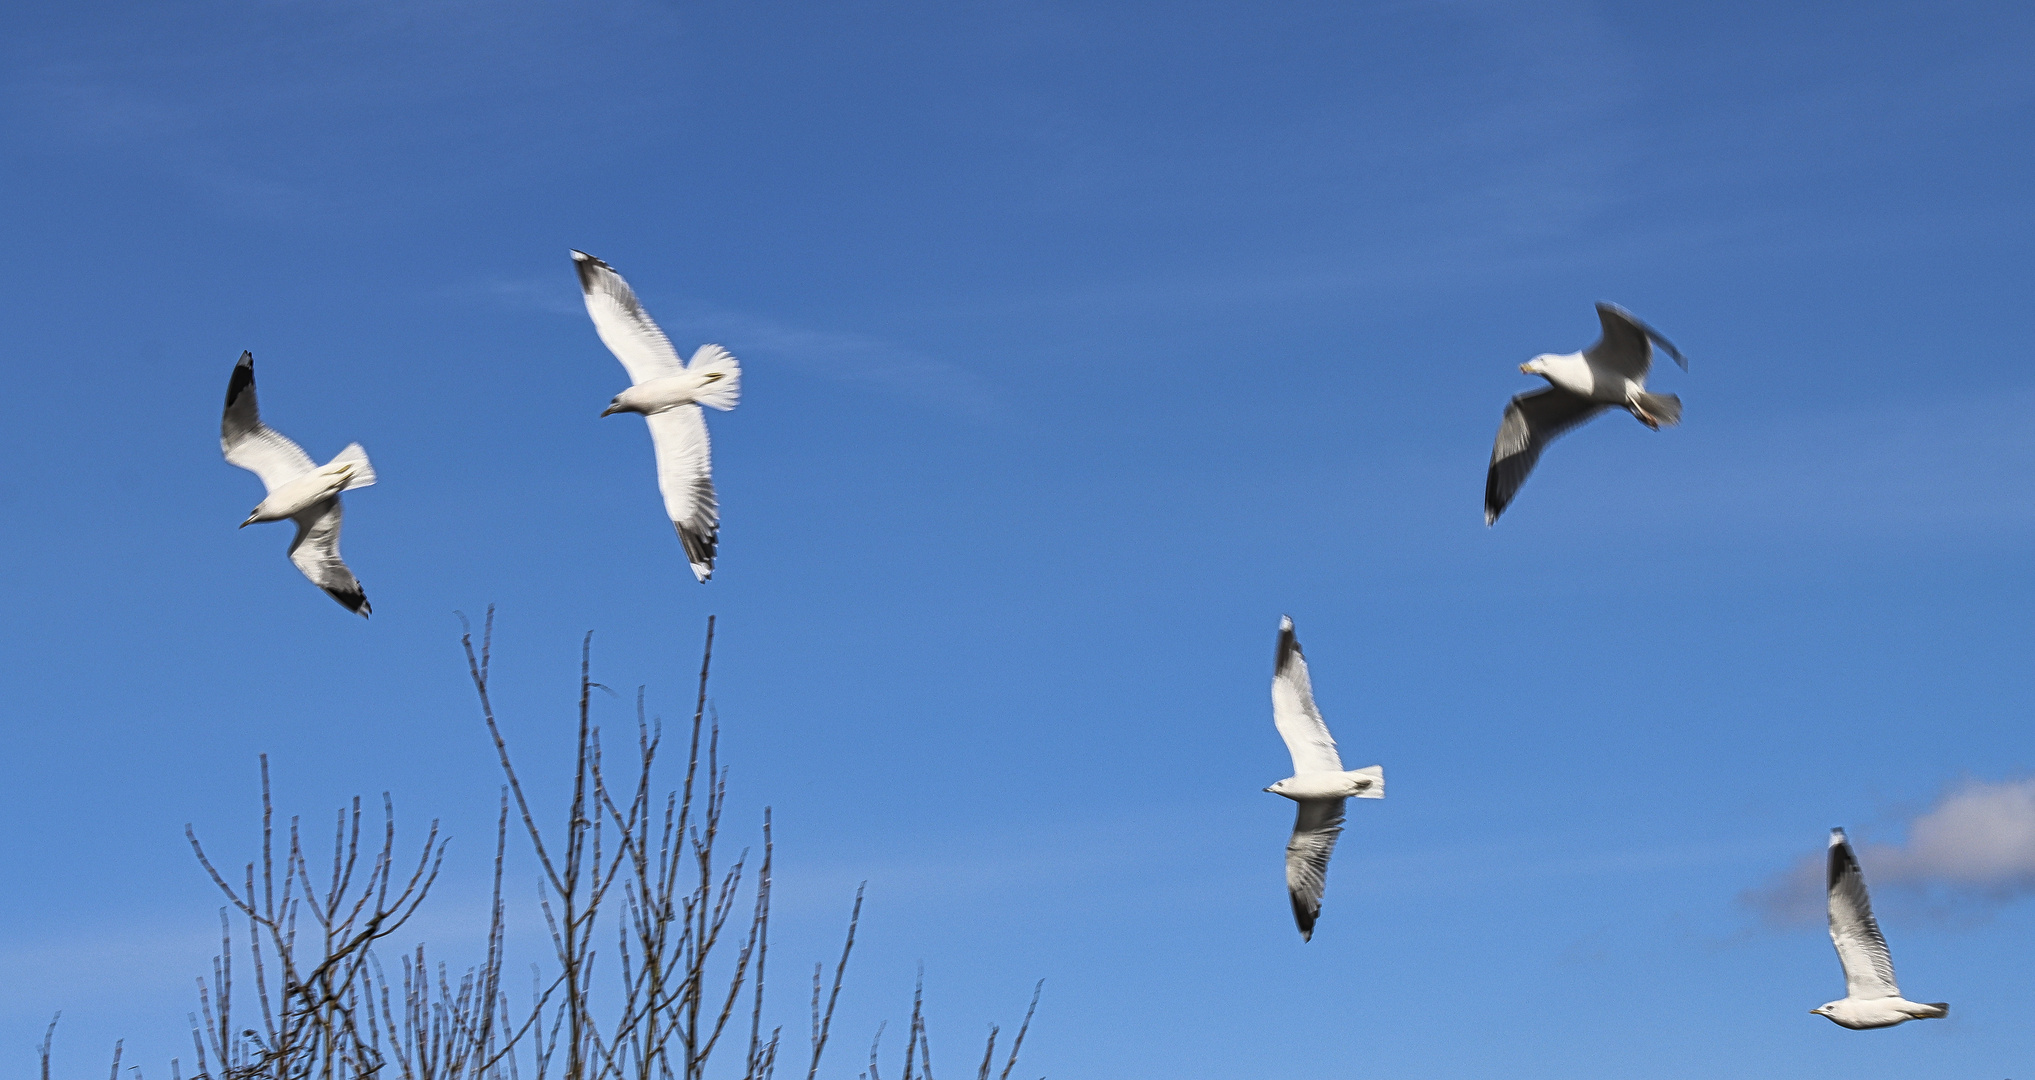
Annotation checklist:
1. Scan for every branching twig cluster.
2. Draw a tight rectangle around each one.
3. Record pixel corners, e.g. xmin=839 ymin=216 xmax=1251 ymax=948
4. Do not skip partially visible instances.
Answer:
xmin=39 ymin=614 xmax=1039 ymax=1080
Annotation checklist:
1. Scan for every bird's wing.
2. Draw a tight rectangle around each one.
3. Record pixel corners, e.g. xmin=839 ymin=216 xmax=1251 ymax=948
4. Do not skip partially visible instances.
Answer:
xmin=1286 ymin=797 xmax=1346 ymax=941
xmin=1827 ymin=829 xmax=1900 ymax=999
xmin=572 ymin=250 xmax=686 ymax=385
xmin=287 ymin=499 xmax=370 ymax=617
xmin=1272 ymin=616 xmax=1342 ymax=775
xmin=1483 ymin=388 xmax=1609 ymax=525
xmin=1592 ymin=302 xmax=1687 ymax=377
xmin=645 ymin=405 xmax=720 ymax=583
xmin=221 ymin=351 xmax=316 ymax=494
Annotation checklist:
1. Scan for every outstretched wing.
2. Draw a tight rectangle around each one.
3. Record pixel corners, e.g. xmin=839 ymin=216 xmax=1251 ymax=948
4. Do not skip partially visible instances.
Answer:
xmin=572 ymin=250 xmax=686 ymax=385
xmin=1827 ymin=829 xmax=1900 ymax=1000
xmin=1286 ymin=797 xmax=1346 ymax=941
xmin=287 ymin=499 xmax=370 ymax=617
xmin=1484 ymin=388 xmax=1608 ymax=525
xmin=645 ymin=405 xmax=720 ymax=583
xmin=1591 ymin=302 xmax=1687 ymax=379
xmin=221 ymin=351 xmax=316 ymax=494
xmin=1272 ymin=616 xmax=1342 ymax=775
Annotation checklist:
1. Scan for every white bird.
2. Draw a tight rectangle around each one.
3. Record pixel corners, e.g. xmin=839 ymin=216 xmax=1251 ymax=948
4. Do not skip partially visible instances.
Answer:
xmin=572 ymin=250 xmax=741 ymax=583
xmin=1263 ymin=616 xmax=1384 ymax=941
xmin=1811 ymin=828 xmax=1948 ymax=1029
xmin=220 ymin=351 xmax=375 ymax=617
xmin=1484 ymin=302 xmax=1688 ymax=525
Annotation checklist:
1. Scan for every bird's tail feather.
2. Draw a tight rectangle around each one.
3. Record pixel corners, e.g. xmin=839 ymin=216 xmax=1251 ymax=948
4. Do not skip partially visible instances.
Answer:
xmin=1632 ymin=392 xmax=1681 ymax=428
xmin=1918 ymin=1002 xmax=1950 ymax=1018
xmin=1348 ymin=765 xmax=1384 ymax=799
xmin=329 ymin=442 xmax=376 ymax=489
xmin=688 ymin=344 xmax=741 ymax=411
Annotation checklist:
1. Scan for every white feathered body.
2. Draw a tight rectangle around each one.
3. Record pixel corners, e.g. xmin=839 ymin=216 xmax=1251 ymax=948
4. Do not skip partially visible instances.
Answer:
xmin=1526 ymin=351 xmax=1641 ymax=404
xmin=246 ymin=447 xmax=375 ymax=523
xmin=606 ymin=355 xmax=741 ymax=417
xmin=1813 ymin=997 xmax=1947 ymax=1030
xmin=1268 ymin=766 xmax=1384 ymax=801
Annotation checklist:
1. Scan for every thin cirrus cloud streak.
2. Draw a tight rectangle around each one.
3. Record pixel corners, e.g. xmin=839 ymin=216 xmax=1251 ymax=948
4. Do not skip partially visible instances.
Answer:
xmin=470 ymin=274 xmax=1000 ymax=419
xmin=1742 ymin=777 xmax=2035 ymax=926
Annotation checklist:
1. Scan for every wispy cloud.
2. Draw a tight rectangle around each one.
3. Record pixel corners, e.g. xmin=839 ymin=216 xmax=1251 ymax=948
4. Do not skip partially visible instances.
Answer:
xmin=469 ymin=276 xmax=1000 ymax=419
xmin=14 ymin=71 xmax=324 ymax=220
xmin=699 ymin=311 xmax=1000 ymax=421
xmin=1743 ymin=777 xmax=2035 ymax=926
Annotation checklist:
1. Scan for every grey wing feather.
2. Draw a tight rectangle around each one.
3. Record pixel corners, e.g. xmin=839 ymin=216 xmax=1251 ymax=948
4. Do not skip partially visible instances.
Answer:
xmin=221 ymin=352 xmax=316 ymax=494
xmin=645 ymin=406 xmax=719 ymax=583
xmin=1484 ymin=388 xmax=1608 ymax=525
xmin=1286 ymin=798 xmax=1346 ymax=941
xmin=1827 ymin=832 xmax=1900 ymax=999
xmin=1593 ymin=302 xmax=1687 ymax=377
xmin=288 ymin=499 xmax=369 ymax=617
xmin=572 ymin=251 xmax=686 ymax=385
xmin=1272 ymin=617 xmax=1342 ymax=774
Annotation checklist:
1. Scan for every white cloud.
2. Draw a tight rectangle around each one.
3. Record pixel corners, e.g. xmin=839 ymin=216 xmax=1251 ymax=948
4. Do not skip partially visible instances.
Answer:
xmin=1744 ymin=777 xmax=2035 ymax=926
xmin=1875 ymin=777 xmax=2035 ymax=889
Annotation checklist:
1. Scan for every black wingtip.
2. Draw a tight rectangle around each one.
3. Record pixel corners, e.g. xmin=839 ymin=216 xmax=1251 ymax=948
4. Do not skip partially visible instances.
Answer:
xmin=226 ymin=352 xmax=256 ymax=409
xmin=325 ymin=587 xmax=370 ymax=617
xmin=571 ymin=249 xmax=610 ymax=290
xmin=1290 ymin=895 xmax=1317 ymax=941
xmin=1274 ymin=617 xmax=1302 ymax=676
xmin=675 ymin=523 xmax=718 ymax=582
xmin=1827 ymin=831 xmax=1860 ymax=890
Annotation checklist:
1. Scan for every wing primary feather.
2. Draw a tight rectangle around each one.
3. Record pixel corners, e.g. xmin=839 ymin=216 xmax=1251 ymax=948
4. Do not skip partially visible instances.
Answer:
xmin=645 ymin=406 xmax=720 ymax=583
xmin=571 ymin=249 xmax=685 ymax=384
xmin=1597 ymin=301 xmax=1688 ymax=371
xmin=1826 ymin=828 xmax=1900 ymax=999
xmin=1286 ymin=798 xmax=1346 ymax=941
xmin=224 ymin=350 xmax=256 ymax=414
xmin=221 ymin=352 xmax=317 ymax=494
xmin=1270 ymin=617 xmax=1341 ymax=775
xmin=288 ymin=499 xmax=370 ymax=618
xmin=1484 ymin=388 xmax=1607 ymax=525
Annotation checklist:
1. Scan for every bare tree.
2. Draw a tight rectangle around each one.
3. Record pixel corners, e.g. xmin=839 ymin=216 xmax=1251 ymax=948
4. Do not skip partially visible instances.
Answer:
xmin=39 ymin=614 xmax=1038 ymax=1080
xmin=185 ymin=757 xmax=445 ymax=1079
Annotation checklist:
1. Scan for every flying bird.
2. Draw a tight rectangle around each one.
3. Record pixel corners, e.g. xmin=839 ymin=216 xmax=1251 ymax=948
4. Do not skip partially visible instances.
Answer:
xmin=1263 ymin=616 xmax=1384 ymax=941
xmin=220 ymin=352 xmax=375 ymax=617
xmin=572 ymin=250 xmax=741 ymax=582
xmin=1484 ymin=302 xmax=1687 ymax=525
xmin=1811 ymin=828 xmax=1948 ymax=1029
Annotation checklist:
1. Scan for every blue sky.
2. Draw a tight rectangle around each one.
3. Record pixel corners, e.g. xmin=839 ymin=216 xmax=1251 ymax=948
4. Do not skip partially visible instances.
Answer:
xmin=5 ymin=1 xmax=2035 ymax=1076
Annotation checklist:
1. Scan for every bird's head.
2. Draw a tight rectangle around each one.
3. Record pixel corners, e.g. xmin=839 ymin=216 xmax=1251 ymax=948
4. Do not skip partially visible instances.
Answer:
xmin=240 ymin=511 xmax=259 ymax=528
xmin=601 ymin=397 xmax=629 ymax=417
xmin=1263 ymin=780 xmax=1289 ymax=796
xmin=1519 ymin=354 xmax=1553 ymax=376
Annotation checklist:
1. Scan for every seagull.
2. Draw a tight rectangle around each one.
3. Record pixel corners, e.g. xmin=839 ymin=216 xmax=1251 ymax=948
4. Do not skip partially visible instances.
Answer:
xmin=572 ymin=250 xmax=741 ymax=583
xmin=1484 ymin=302 xmax=1687 ymax=525
xmin=219 ymin=351 xmax=375 ymax=617
xmin=1811 ymin=828 xmax=1948 ymax=1029
xmin=1263 ymin=616 xmax=1384 ymax=941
